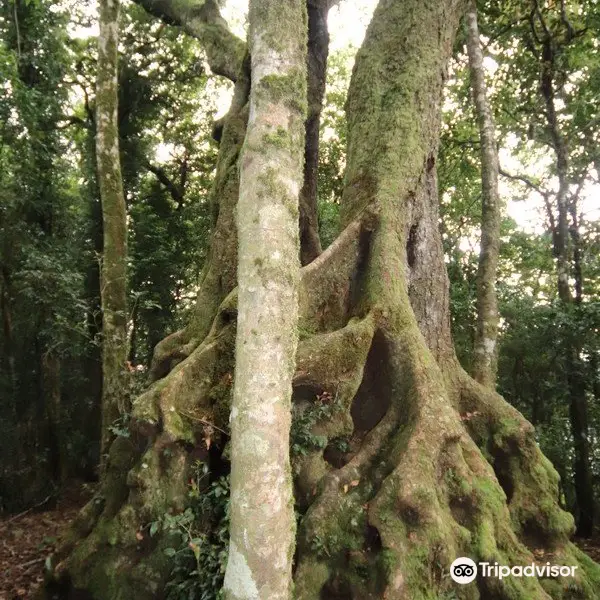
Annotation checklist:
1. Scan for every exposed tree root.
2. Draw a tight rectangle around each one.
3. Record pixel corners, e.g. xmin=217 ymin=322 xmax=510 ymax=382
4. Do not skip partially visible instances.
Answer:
xmin=293 ymin=316 xmax=600 ymax=599
xmin=46 ymin=292 xmax=240 ymax=599
xmin=300 ymin=215 xmax=374 ymax=332
xmin=47 ymin=215 xmax=600 ymax=600
xmin=292 ymin=315 xmax=376 ymax=505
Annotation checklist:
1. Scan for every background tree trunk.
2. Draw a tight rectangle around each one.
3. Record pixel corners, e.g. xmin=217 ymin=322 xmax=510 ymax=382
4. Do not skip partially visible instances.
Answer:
xmin=82 ymin=129 xmax=104 ymax=479
xmin=466 ymin=1 xmax=501 ymax=389
xmin=534 ymin=14 xmax=595 ymax=537
xmin=298 ymin=0 xmax=330 ymax=266
xmin=96 ymin=0 xmax=129 ymax=465
xmin=42 ymin=351 xmax=67 ymax=482
xmin=0 ymin=265 xmax=16 ymax=407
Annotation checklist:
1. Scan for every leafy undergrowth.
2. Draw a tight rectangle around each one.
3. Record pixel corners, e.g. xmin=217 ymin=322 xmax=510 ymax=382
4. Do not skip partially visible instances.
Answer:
xmin=158 ymin=463 xmax=230 ymax=600
xmin=0 ymin=482 xmax=93 ymax=600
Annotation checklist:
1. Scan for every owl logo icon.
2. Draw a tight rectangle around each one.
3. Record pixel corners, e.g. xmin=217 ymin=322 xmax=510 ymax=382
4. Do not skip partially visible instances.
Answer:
xmin=450 ymin=557 xmax=478 ymax=584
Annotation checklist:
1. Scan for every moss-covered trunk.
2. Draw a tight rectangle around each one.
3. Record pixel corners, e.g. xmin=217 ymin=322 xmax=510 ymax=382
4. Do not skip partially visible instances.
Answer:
xmin=466 ymin=1 xmax=501 ymax=389
xmin=96 ymin=0 xmax=129 ymax=465
xmin=46 ymin=0 xmax=600 ymax=598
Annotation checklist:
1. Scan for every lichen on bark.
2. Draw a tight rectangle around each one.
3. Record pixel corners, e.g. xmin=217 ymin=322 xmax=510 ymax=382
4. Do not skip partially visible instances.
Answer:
xmin=466 ymin=0 xmax=502 ymax=389
xmin=96 ymin=0 xmax=129 ymax=464
xmin=223 ymin=0 xmax=307 ymax=597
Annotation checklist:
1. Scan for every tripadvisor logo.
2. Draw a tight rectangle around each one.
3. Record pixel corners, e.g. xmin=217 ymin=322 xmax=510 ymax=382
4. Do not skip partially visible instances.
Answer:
xmin=450 ymin=558 xmax=477 ymax=584
xmin=450 ymin=557 xmax=578 ymax=584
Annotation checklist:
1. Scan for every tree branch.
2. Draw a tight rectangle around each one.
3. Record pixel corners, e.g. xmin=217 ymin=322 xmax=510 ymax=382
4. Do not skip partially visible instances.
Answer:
xmin=132 ymin=0 xmax=245 ymax=82
xmin=499 ymin=167 xmax=547 ymax=199
xmin=144 ymin=160 xmax=184 ymax=202
xmin=560 ymin=0 xmax=575 ymax=42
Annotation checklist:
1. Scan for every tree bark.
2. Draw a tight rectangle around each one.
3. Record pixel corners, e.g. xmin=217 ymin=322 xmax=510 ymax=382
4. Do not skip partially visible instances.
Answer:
xmin=223 ymin=2 xmax=307 ymax=597
xmin=0 ymin=265 xmax=16 ymax=407
xmin=534 ymin=14 xmax=595 ymax=537
xmin=466 ymin=1 xmax=501 ymax=389
xmin=47 ymin=1 xmax=600 ymax=598
xmin=299 ymin=0 xmax=329 ymax=266
xmin=83 ymin=127 xmax=104 ymax=478
xmin=566 ymin=197 xmax=595 ymax=537
xmin=42 ymin=351 xmax=68 ymax=482
xmin=96 ymin=0 xmax=129 ymax=466
xmin=541 ymin=48 xmax=571 ymax=305
xmin=133 ymin=0 xmax=245 ymax=82
xmin=567 ymin=346 xmax=595 ymax=538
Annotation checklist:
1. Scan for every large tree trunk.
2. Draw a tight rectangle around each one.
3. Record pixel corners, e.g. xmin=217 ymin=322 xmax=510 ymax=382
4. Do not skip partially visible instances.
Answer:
xmin=223 ymin=0 xmax=306 ymax=597
xmin=47 ymin=0 xmax=600 ymax=598
xmin=96 ymin=0 xmax=129 ymax=464
xmin=465 ymin=1 xmax=501 ymax=389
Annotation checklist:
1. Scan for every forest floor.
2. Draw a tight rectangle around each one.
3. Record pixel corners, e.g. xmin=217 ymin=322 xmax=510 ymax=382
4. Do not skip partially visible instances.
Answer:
xmin=1 ymin=483 xmax=600 ymax=599
xmin=0 ymin=482 xmax=94 ymax=600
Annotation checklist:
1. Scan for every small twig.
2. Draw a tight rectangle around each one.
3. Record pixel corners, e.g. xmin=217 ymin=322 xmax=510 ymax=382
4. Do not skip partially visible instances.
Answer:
xmin=7 ymin=494 xmax=53 ymax=524
xmin=2 ymin=539 xmax=16 ymax=557
xmin=17 ymin=556 xmax=45 ymax=570
xmin=13 ymin=1 xmax=21 ymax=59
xmin=7 ymin=507 xmax=32 ymax=523
xmin=180 ymin=411 xmax=230 ymax=436
xmin=499 ymin=167 xmax=548 ymax=199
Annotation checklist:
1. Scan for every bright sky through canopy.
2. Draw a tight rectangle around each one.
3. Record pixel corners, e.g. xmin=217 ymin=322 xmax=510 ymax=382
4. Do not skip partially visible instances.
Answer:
xmin=87 ymin=0 xmax=599 ymax=239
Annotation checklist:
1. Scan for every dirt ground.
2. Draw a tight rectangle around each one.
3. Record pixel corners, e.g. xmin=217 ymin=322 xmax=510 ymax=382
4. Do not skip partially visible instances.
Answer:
xmin=0 ymin=483 xmax=93 ymax=600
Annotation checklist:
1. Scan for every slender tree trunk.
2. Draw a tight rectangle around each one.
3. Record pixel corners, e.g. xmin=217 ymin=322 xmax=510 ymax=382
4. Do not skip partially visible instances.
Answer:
xmin=83 ymin=130 xmax=104 ymax=477
xmin=465 ymin=1 xmax=501 ymax=389
xmin=76 ymin=135 xmax=103 ymax=479
xmin=568 ymin=348 xmax=594 ymax=537
xmin=567 ymin=198 xmax=595 ymax=536
xmin=128 ymin=300 xmax=138 ymax=365
xmin=299 ymin=0 xmax=330 ymax=265
xmin=541 ymin=55 xmax=571 ymax=306
xmin=42 ymin=351 xmax=67 ymax=482
xmin=223 ymin=1 xmax=307 ymax=597
xmin=537 ymin=29 xmax=595 ymax=537
xmin=96 ymin=0 xmax=129 ymax=466
xmin=591 ymin=351 xmax=600 ymax=401
xmin=1 ymin=266 xmax=16 ymax=406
